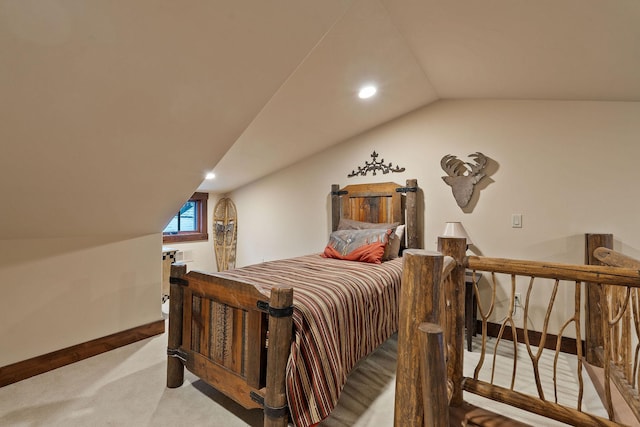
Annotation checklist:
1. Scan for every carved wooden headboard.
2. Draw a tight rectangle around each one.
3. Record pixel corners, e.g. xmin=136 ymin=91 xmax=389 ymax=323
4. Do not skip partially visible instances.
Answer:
xmin=330 ymin=179 xmax=421 ymax=249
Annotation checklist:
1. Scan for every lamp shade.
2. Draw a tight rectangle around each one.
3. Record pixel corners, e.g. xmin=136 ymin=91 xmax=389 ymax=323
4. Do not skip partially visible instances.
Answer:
xmin=441 ymin=222 xmax=472 ymax=246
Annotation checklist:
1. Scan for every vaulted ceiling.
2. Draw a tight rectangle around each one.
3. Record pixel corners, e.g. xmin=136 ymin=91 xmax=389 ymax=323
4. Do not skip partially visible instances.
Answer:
xmin=1 ymin=0 xmax=638 ymax=239
xmin=202 ymin=0 xmax=640 ymax=193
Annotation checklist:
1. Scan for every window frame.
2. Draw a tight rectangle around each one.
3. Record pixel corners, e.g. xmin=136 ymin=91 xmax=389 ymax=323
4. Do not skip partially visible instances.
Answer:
xmin=163 ymin=192 xmax=209 ymax=243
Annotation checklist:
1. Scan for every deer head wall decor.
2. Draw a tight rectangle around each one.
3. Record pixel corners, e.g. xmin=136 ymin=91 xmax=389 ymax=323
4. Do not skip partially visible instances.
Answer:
xmin=440 ymin=152 xmax=488 ymax=208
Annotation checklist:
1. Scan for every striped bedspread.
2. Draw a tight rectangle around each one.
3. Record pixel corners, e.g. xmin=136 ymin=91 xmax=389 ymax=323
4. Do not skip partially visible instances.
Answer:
xmin=215 ymin=254 xmax=403 ymax=427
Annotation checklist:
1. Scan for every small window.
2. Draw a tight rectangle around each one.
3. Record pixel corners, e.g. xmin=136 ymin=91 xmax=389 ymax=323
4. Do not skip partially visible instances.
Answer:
xmin=163 ymin=192 xmax=208 ymax=243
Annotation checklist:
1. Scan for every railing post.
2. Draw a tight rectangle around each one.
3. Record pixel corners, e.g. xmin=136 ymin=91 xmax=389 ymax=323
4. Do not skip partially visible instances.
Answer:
xmin=394 ymin=250 xmax=444 ymax=427
xmin=585 ymin=233 xmax=613 ymax=366
xmin=419 ymin=322 xmax=450 ymax=427
xmin=437 ymin=237 xmax=467 ymax=406
xmin=167 ymin=262 xmax=187 ymax=388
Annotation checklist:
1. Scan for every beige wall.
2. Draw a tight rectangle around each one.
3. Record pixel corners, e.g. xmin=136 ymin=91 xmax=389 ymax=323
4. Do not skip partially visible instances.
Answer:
xmin=0 ymin=234 xmax=162 ymax=367
xmin=230 ymin=99 xmax=640 ymax=334
xmin=4 ymin=100 xmax=635 ymax=367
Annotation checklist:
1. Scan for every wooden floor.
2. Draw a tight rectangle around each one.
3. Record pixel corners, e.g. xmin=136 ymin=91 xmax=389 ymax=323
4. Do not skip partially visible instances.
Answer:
xmin=319 ymin=334 xmax=614 ymax=427
xmin=584 ymin=362 xmax=637 ymax=426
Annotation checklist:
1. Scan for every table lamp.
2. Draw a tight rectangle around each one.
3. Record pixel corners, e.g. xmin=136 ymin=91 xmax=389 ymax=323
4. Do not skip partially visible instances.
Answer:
xmin=441 ymin=221 xmax=472 ymax=247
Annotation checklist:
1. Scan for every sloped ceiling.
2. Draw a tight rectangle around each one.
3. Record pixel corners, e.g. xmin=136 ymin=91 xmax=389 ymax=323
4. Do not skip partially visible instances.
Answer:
xmin=202 ymin=0 xmax=640 ymax=193
xmin=1 ymin=0 xmax=639 ymax=239
xmin=0 ymin=0 xmax=351 ymax=239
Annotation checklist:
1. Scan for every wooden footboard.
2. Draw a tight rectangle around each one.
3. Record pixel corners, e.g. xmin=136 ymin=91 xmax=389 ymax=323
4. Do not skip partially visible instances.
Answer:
xmin=396 ymin=237 xmax=640 ymax=427
xmin=167 ymin=264 xmax=293 ymax=427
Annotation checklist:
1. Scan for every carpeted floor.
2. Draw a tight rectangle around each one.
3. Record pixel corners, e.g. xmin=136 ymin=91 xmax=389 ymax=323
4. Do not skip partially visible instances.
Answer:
xmin=0 ymin=317 xmax=610 ymax=427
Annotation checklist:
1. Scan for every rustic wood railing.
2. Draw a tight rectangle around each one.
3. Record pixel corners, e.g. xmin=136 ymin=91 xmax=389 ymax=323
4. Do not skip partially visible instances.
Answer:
xmin=394 ymin=248 xmax=458 ymax=426
xmin=395 ymin=236 xmax=640 ymax=426
xmin=586 ymin=234 xmax=640 ymax=423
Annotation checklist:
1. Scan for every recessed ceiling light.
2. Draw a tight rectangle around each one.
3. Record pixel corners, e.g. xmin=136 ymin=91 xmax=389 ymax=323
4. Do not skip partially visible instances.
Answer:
xmin=358 ymin=85 xmax=377 ymax=99
xmin=205 ymin=172 xmax=215 ymax=180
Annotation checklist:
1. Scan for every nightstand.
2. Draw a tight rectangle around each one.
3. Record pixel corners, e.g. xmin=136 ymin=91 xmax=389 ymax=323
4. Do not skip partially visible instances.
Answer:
xmin=465 ymin=271 xmax=482 ymax=351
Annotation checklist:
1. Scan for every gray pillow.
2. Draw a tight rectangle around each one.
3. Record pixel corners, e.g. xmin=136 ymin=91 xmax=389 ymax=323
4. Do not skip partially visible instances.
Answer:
xmin=336 ymin=218 xmax=401 ymax=260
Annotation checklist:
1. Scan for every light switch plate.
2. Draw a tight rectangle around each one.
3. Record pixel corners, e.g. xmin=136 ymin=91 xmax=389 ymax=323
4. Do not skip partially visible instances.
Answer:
xmin=512 ymin=214 xmax=523 ymax=228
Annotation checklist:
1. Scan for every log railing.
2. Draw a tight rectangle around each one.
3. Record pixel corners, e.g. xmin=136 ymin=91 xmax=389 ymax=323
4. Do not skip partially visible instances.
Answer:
xmin=586 ymin=234 xmax=640 ymax=423
xmin=394 ymin=247 xmax=459 ymax=426
xmin=395 ymin=236 xmax=640 ymax=426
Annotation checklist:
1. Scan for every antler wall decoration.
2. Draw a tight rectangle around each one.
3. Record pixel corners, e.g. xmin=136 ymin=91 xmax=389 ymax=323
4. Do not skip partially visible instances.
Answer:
xmin=441 ymin=152 xmax=488 ymax=208
xmin=348 ymin=151 xmax=406 ymax=178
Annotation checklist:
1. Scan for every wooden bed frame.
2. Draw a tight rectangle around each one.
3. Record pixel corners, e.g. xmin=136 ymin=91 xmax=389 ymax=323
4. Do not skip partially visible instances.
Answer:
xmin=395 ymin=234 xmax=640 ymax=426
xmin=167 ymin=179 xmax=420 ymax=427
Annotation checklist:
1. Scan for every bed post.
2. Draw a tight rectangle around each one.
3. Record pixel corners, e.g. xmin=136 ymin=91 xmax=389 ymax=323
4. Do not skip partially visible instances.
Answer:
xmin=437 ymin=237 xmax=467 ymax=406
xmin=331 ymin=184 xmax=341 ymax=232
xmin=405 ymin=178 xmax=419 ymax=249
xmin=394 ymin=249 xmax=444 ymax=426
xmin=585 ymin=233 xmax=613 ymax=367
xmin=264 ymin=287 xmax=294 ymax=427
xmin=167 ymin=262 xmax=187 ymax=388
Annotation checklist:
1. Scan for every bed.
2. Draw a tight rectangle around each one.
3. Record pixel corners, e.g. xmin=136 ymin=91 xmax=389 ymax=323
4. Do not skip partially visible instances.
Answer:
xmin=395 ymin=234 xmax=640 ymax=426
xmin=166 ymin=179 xmax=421 ymax=427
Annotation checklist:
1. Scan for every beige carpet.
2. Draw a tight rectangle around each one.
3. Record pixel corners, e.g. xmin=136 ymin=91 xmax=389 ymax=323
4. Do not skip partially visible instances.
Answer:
xmin=0 ymin=320 xmax=610 ymax=427
xmin=0 ymin=320 xmax=263 ymax=427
